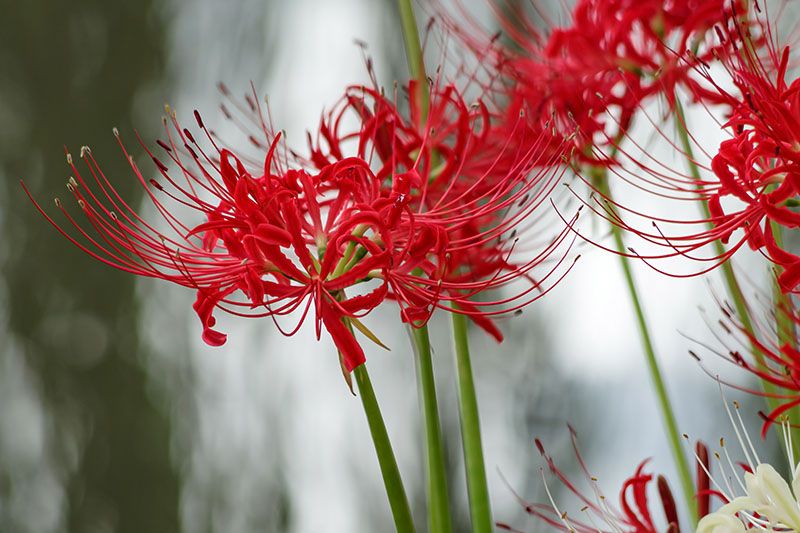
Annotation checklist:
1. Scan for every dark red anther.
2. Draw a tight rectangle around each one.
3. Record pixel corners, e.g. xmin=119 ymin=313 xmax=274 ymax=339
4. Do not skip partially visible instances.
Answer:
xmin=696 ymin=441 xmax=711 ymax=519
xmin=534 ymin=438 xmax=545 ymax=455
xmin=657 ymin=475 xmax=680 ymax=532
xmin=151 ymin=157 xmax=168 ymax=173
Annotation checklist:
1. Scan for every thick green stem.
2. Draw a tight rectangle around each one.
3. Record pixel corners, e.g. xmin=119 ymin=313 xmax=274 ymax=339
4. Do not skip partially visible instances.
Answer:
xmin=450 ymin=312 xmax=492 ymax=533
xmin=396 ymin=0 xmax=429 ymax=122
xmin=354 ymin=365 xmax=416 ymax=533
xmin=409 ymin=325 xmax=452 ymax=533
xmin=592 ymin=169 xmax=697 ymax=523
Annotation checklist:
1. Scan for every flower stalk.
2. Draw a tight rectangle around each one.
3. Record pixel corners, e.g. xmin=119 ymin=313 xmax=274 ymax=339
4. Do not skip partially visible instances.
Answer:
xmin=590 ymin=167 xmax=697 ymax=523
xmin=354 ymin=364 xmax=416 ymax=533
xmin=450 ymin=311 xmax=493 ymax=533
xmin=672 ymin=100 xmax=757 ymax=345
xmin=396 ymin=0 xmax=428 ymax=121
xmin=397 ymin=3 xmax=453 ymax=532
xmin=409 ymin=324 xmax=453 ymax=533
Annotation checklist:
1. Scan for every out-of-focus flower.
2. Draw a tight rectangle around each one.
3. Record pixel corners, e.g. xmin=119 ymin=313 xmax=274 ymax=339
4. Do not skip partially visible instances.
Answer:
xmin=499 ymin=427 xmax=709 ymax=532
xmin=692 ymin=287 xmax=800 ymax=438
xmin=435 ymin=0 xmax=740 ymax=159
xmin=696 ymin=401 xmax=800 ymax=532
xmin=26 ymin=76 xmax=575 ymax=370
xmin=570 ymin=5 xmax=800 ymax=286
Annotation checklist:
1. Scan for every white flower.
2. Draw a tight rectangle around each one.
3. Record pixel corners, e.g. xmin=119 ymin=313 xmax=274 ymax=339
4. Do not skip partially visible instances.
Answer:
xmin=695 ymin=397 xmax=800 ymax=532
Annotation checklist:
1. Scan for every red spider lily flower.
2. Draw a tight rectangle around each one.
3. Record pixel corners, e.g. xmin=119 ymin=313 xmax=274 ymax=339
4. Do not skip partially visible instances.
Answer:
xmin=305 ymin=78 xmax=579 ymax=339
xmin=217 ymin=76 xmax=579 ymax=340
xmin=557 ymin=5 xmax=800 ymax=285
xmin=26 ymin=74 xmax=575 ymax=370
xmin=691 ymin=287 xmax=800 ymax=438
xmin=497 ymin=428 xmax=712 ymax=532
xmin=702 ymin=30 xmax=800 ymax=294
xmin=23 ymin=110 xmax=445 ymax=373
xmin=433 ymin=0 xmax=742 ymax=159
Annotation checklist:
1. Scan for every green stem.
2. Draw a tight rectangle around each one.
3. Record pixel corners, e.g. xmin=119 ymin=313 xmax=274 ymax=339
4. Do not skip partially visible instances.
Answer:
xmin=396 ymin=3 xmax=451 ymax=529
xmin=354 ymin=364 xmax=416 ymax=533
xmin=450 ymin=312 xmax=492 ymax=533
xmin=396 ymin=0 xmax=429 ymax=122
xmin=592 ymin=169 xmax=697 ymax=524
xmin=409 ymin=324 xmax=452 ymax=533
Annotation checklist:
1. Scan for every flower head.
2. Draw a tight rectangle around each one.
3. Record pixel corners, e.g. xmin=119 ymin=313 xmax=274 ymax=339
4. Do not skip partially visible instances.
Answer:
xmin=696 ymin=399 xmax=800 ymax=532
xmin=692 ymin=285 xmax=800 ymax=439
xmin=436 ymin=0 xmax=741 ymax=158
xmin=499 ymin=427 xmax=706 ymax=532
xmin=301 ymin=77 xmax=578 ymax=338
xmin=26 ymin=76 xmax=574 ymax=369
xmin=570 ymin=5 xmax=800 ymax=286
xmin=24 ymin=118 xmax=413 ymax=371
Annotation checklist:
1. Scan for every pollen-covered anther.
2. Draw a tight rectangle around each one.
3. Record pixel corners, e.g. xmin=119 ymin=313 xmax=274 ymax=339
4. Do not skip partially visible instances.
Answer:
xmin=80 ymin=146 xmax=91 ymax=158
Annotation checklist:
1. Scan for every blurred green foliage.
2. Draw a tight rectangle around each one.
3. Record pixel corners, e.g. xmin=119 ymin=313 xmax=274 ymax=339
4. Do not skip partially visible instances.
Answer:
xmin=0 ymin=1 xmax=179 ymax=531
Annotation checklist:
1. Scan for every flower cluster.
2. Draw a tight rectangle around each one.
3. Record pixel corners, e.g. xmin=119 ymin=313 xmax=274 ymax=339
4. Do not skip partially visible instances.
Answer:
xmin=571 ymin=4 xmax=800 ymax=290
xmin=26 ymin=79 xmax=573 ymax=372
xmin=306 ymin=80 xmax=574 ymax=339
xmin=437 ymin=0 xmax=741 ymax=159
xmin=28 ymin=0 xmax=800 ymax=529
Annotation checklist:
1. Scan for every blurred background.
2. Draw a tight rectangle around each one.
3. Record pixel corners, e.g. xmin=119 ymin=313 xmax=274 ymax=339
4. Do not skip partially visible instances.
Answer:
xmin=0 ymin=1 xmax=782 ymax=532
